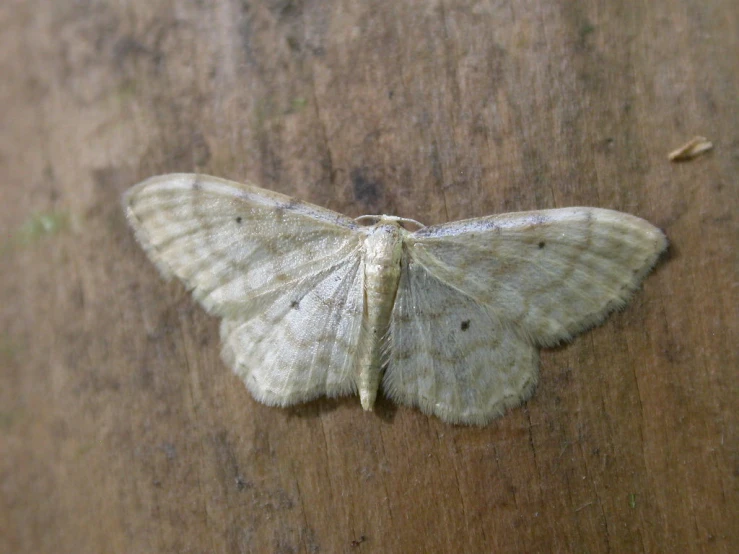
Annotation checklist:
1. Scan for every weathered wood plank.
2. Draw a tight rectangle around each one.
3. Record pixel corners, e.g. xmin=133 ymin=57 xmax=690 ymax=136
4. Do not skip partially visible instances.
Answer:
xmin=1 ymin=1 xmax=736 ymax=552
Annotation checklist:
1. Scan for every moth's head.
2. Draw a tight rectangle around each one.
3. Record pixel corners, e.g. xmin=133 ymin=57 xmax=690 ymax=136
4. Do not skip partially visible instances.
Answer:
xmin=362 ymin=218 xmax=405 ymax=267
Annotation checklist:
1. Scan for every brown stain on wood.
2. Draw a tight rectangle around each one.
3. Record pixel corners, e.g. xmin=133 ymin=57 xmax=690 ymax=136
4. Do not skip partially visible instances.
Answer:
xmin=1 ymin=1 xmax=736 ymax=553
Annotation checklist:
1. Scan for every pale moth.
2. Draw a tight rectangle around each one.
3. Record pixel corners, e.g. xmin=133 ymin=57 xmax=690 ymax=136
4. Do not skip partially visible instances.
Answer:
xmin=124 ymin=174 xmax=667 ymax=425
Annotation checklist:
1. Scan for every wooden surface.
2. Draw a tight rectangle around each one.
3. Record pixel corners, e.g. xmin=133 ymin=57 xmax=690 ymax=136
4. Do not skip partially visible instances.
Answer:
xmin=1 ymin=1 xmax=736 ymax=552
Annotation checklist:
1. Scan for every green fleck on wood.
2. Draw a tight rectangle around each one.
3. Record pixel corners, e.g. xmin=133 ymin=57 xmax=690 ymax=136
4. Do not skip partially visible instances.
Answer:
xmin=18 ymin=211 xmax=69 ymax=244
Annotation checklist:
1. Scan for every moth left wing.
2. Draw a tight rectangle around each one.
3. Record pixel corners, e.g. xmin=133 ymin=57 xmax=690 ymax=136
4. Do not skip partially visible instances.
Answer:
xmin=403 ymin=208 xmax=666 ymax=345
xmin=386 ymin=208 xmax=666 ymax=424
xmin=384 ymin=254 xmax=538 ymax=425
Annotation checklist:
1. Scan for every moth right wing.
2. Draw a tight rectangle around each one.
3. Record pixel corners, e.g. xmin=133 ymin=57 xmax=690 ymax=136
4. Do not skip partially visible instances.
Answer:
xmin=385 ymin=208 xmax=666 ymax=424
xmin=124 ymin=173 xmax=364 ymax=320
xmin=220 ymin=253 xmax=365 ymax=406
xmin=125 ymin=174 xmax=367 ymax=404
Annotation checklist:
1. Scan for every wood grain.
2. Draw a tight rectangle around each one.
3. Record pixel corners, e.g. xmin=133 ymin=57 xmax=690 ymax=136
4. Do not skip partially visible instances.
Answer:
xmin=1 ymin=1 xmax=736 ymax=552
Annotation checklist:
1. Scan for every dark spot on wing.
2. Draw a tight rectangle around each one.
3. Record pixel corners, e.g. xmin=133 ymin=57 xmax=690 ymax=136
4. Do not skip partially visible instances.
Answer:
xmin=290 ymin=300 xmax=300 ymax=309
xmin=235 ymin=216 xmax=242 ymax=224
xmin=538 ymin=241 xmax=546 ymax=249
xmin=460 ymin=320 xmax=470 ymax=331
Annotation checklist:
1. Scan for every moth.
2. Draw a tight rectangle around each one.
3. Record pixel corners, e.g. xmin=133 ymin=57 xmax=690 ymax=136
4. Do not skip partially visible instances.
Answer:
xmin=124 ymin=174 xmax=667 ymax=424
